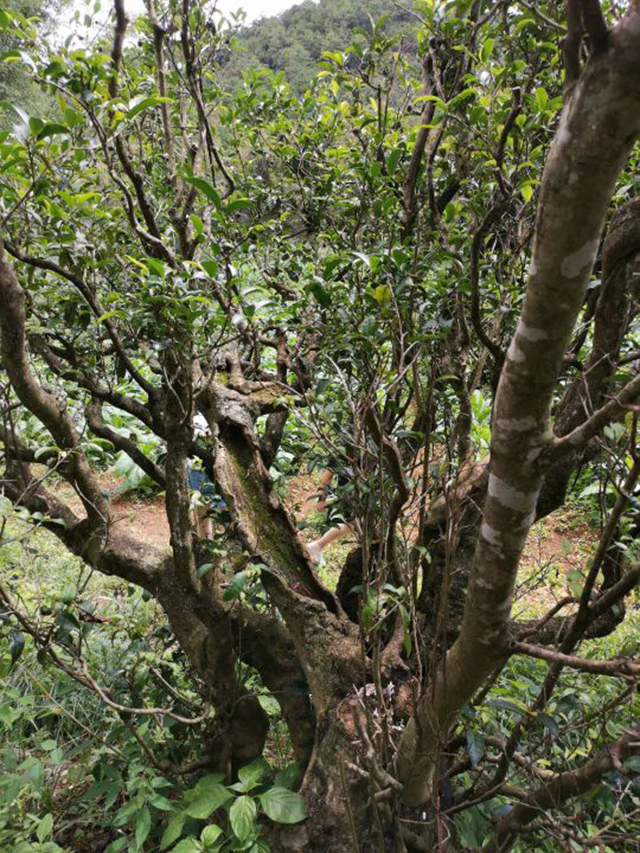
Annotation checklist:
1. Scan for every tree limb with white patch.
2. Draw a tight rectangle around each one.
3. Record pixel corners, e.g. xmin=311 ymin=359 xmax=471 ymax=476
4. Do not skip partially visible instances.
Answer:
xmin=396 ymin=2 xmax=640 ymax=807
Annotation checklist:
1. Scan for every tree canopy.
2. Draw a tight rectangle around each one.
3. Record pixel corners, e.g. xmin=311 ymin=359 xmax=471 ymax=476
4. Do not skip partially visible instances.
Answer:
xmin=1 ymin=1 xmax=640 ymax=852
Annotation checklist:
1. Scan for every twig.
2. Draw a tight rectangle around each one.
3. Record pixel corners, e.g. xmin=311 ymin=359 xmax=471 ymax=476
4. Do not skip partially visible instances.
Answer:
xmin=512 ymin=641 xmax=640 ymax=678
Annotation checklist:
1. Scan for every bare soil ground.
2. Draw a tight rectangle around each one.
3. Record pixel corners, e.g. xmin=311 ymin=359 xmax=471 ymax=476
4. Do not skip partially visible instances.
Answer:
xmin=47 ymin=467 xmax=599 ymax=616
xmin=49 ymin=471 xmax=172 ymax=551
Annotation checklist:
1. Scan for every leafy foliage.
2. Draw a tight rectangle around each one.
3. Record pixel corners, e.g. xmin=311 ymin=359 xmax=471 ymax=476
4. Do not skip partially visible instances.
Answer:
xmin=1 ymin=0 xmax=639 ymax=851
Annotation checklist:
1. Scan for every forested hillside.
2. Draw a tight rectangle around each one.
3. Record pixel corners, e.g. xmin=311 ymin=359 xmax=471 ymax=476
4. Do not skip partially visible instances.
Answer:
xmin=225 ymin=0 xmax=414 ymax=90
xmin=0 ymin=0 xmax=63 ymax=122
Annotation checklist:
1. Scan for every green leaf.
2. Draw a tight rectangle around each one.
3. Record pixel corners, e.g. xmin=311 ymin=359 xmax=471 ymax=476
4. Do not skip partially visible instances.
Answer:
xmin=37 ymin=123 xmax=70 ymax=139
xmin=308 ymin=280 xmax=330 ymax=307
xmin=447 ymin=88 xmax=475 ymax=111
xmin=414 ymin=94 xmax=445 ymax=109
xmin=226 ymin=198 xmax=254 ymax=214
xmin=259 ymin=787 xmax=307 ymax=824
xmin=172 ymin=840 xmax=202 ymax=853
xmin=135 ymin=806 xmax=151 ymax=849
xmin=60 ymin=583 xmax=75 ymax=604
xmin=201 ymin=260 xmax=219 ymax=278
xmin=274 ymin=763 xmax=300 ymax=791
xmin=192 ymin=774 xmax=225 ymax=796
xmin=146 ymin=258 xmax=166 ymax=277
xmin=160 ymin=812 xmax=185 ymax=849
xmin=237 ymin=759 xmax=269 ymax=791
xmin=200 ymin=825 xmax=223 ymax=848
xmin=0 ymin=99 xmax=28 ymax=128
xmin=538 ymin=713 xmax=560 ymax=736
xmin=105 ymin=780 xmax=122 ymax=810
xmin=0 ymin=705 xmax=18 ymax=726
xmin=37 ymin=813 xmax=53 ymax=843
xmin=487 ymin=697 xmax=526 ymax=714
xmin=387 ymin=147 xmax=402 ymax=175
xmin=466 ymin=730 xmax=485 ymax=767
xmin=185 ymin=785 xmax=232 ymax=819
xmin=223 ymin=571 xmax=249 ymax=602
xmin=150 ymin=793 xmax=174 ymax=811
xmin=480 ymin=37 xmax=494 ymax=61
xmin=568 ymin=569 xmax=584 ymax=598
xmin=126 ymin=256 xmax=149 ymax=273
xmin=520 ymin=183 xmax=533 ymax=203
xmin=8 ymin=631 xmax=25 ymax=668
xmin=230 ymin=795 xmax=257 ymax=840
xmin=185 ymin=176 xmax=221 ymax=209
xmin=96 ymin=310 xmax=120 ymax=324
xmin=535 ymin=86 xmax=548 ymax=111
xmin=374 ymin=285 xmax=391 ymax=304
xmin=399 ymin=603 xmax=412 ymax=656
xmin=323 ymin=255 xmax=342 ymax=279
xmin=625 ymin=756 xmax=640 ymax=772
xmin=128 ymin=95 xmax=171 ymax=118
xmin=197 ymin=563 xmax=214 ymax=578
xmin=191 ymin=214 xmax=204 ymax=237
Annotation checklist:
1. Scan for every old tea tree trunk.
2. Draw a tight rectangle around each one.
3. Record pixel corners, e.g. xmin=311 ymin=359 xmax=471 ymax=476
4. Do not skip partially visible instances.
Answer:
xmin=1 ymin=2 xmax=640 ymax=852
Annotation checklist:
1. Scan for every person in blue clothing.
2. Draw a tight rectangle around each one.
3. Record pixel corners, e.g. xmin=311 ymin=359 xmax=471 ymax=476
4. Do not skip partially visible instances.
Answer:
xmin=189 ymin=414 xmax=225 ymax=539
xmin=299 ymin=465 xmax=354 ymax=564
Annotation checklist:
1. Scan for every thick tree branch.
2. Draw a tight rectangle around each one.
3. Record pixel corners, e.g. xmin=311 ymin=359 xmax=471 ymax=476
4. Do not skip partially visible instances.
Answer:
xmin=549 ymin=369 xmax=640 ymax=459
xmin=233 ymin=609 xmax=315 ymax=768
xmin=511 ymin=641 xmax=640 ymax=678
xmin=85 ymin=399 xmax=166 ymax=487
xmin=397 ymin=8 xmax=640 ymax=806
xmin=581 ymin=0 xmax=609 ymax=50
xmin=198 ymin=383 xmax=364 ymax=714
xmin=495 ymin=88 xmax=522 ymax=197
xmin=259 ymin=333 xmax=290 ymax=468
xmin=3 ymin=240 xmax=156 ymax=399
xmin=485 ymin=728 xmax=640 ymax=853
xmin=401 ymin=54 xmax=436 ymax=237
xmin=161 ymin=353 xmax=200 ymax=589
xmin=563 ymin=0 xmax=584 ymax=87
xmin=0 ymin=248 xmax=110 ymax=534
xmin=0 ymin=464 xmax=166 ymax=589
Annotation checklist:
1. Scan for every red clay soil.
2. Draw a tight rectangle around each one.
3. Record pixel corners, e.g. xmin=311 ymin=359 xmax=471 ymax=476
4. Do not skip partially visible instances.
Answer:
xmin=48 ymin=468 xmax=598 ymax=610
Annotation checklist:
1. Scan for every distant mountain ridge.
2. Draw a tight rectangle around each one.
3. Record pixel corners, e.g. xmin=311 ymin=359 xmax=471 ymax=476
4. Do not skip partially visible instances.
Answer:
xmin=225 ymin=0 xmax=413 ymax=91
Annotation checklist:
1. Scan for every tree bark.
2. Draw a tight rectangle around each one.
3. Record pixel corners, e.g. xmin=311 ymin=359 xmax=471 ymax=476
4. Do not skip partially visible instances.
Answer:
xmin=397 ymin=6 xmax=640 ymax=807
